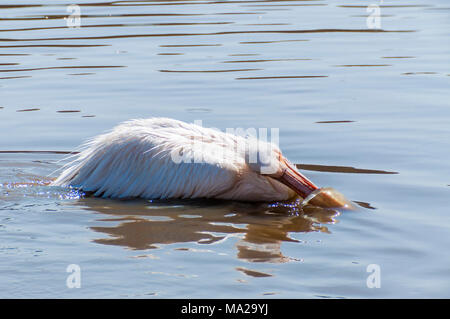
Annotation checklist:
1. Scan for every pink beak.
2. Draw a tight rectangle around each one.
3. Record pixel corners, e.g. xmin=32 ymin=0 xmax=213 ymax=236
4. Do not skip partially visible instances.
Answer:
xmin=277 ymin=157 xmax=318 ymax=198
xmin=276 ymin=157 xmax=352 ymax=208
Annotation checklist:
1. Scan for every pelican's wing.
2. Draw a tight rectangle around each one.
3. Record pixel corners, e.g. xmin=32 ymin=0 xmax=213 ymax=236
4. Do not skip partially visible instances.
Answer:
xmin=52 ymin=119 xmax=241 ymax=199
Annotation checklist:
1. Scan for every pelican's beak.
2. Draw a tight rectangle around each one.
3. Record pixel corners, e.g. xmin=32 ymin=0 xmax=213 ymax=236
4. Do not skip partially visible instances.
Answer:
xmin=276 ymin=157 xmax=352 ymax=209
xmin=276 ymin=157 xmax=318 ymax=199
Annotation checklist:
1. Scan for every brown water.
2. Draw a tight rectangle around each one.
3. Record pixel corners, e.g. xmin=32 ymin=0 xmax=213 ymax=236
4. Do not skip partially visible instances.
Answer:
xmin=1 ymin=0 xmax=450 ymax=298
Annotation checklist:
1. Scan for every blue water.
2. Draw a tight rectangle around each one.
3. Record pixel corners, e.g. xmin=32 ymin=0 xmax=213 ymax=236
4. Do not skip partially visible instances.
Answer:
xmin=0 ymin=0 xmax=449 ymax=298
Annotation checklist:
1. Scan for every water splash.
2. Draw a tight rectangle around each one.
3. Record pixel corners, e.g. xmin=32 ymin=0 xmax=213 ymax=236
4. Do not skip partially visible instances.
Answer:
xmin=266 ymin=187 xmax=354 ymax=216
xmin=0 ymin=182 xmax=85 ymax=200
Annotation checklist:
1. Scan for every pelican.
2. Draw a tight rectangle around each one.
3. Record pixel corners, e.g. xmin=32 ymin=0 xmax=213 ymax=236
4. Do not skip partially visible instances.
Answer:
xmin=53 ymin=117 xmax=350 ymax=208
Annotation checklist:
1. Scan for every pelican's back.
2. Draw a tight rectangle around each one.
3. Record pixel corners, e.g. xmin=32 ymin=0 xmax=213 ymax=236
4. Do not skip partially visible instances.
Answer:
xmin=53 ymin=118 xmax=294 ymax=201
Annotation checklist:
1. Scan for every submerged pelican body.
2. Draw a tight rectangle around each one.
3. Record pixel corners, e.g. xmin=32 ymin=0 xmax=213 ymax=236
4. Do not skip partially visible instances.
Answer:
xmin=53 ymin=117 xmax=349 ymax=207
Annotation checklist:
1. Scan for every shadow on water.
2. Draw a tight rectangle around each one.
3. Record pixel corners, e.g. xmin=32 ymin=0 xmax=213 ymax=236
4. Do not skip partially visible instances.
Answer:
xmin=77 ymin=197 xmax=342 ymax=263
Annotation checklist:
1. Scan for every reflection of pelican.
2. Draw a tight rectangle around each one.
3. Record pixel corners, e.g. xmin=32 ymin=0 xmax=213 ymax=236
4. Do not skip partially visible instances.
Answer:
xmin=53 ymin=118 xmax=349 ymax=207
xmin=81 ymin=198 xmax=340 ymax=263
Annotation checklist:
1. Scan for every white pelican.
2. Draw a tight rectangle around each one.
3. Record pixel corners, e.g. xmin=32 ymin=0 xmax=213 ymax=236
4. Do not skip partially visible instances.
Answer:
xmin=53 ymin=118 xmax=350 ymax=208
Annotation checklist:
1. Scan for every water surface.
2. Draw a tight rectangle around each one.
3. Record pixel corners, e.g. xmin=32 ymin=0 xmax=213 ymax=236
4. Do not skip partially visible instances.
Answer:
xmin=0 ymin=0 xmax=449 ymax=298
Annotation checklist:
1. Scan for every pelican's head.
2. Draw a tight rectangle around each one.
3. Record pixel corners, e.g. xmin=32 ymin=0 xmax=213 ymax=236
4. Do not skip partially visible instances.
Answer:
xmin=245 ymin=139 xmax=352 ymax=209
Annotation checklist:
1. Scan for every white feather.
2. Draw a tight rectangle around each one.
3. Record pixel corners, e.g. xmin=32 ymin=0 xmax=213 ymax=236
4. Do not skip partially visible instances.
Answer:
xmin=52 ymin=117 xmax=296 ymax=201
